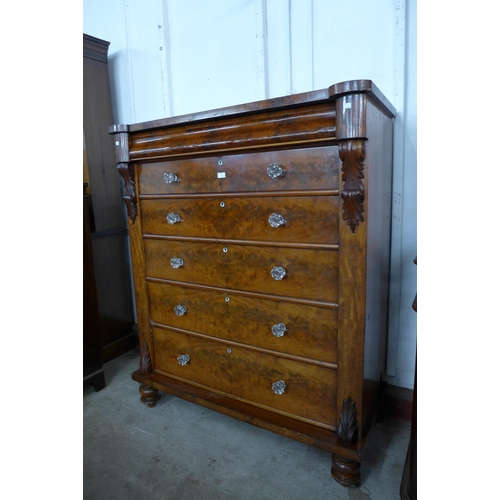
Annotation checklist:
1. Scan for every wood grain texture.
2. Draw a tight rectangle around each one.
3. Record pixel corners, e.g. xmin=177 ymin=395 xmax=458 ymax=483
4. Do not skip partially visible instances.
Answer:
xmin=147 ymin=281 xmax=337 ymax=363
xmin=127 ymin=167 xmax=153 ymax=350
xmin=129 ymin=103 xmax=336 ymax=160
xmin=137 ymin=146 xmax=340 ymax=195
xmin=143 ymin=239 xmax=338 ymax=302
xmin=152 ymin=326 xmax=337 ymax=428
xmin=112 ymin=80 xmax=395 ymax=488
xmin=141 ymin=195 xmax=339 ymax=244
xmin=339 ymin=140 xmax=365 ymax=233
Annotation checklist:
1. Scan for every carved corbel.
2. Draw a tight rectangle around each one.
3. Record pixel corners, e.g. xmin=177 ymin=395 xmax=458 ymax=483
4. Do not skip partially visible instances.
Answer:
xmin=139 ymin=341 xmax=152 ymax=375
xmin=109 ymin=125 xmax=137 ymax=222
xmin=117 ymin=162 xmax=138 ymax=222
xmin=339 ymin=139 xmax=365 ymax=233
xmin=337 ymin=396 xmax=359 ymax=445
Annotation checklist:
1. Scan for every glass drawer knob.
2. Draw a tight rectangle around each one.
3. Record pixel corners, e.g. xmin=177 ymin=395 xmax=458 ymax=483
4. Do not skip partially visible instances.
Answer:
xmin=174 ymin=304 xmax=187 ymax=316
xmin=272 ymin=323 xmax=287 ymax=337
xmin=271 ymin=266 xmax=287 ymax=280
xmin=167 ymin=213 xmax=181 ymax=224
xmin=164 ymin=172 xmax=180 ymax=184
xmin=267 ymin=163 xmax=286 ymax=179
xmin=268 ymin=213 xmax=286 ymax=228
xmin=177 ymin=354 xmax=190 ymax=366
xmin=272 ymin=380 xmax=286 ymax=395
xmin=170 ymin=257 xmax=184 ymax=269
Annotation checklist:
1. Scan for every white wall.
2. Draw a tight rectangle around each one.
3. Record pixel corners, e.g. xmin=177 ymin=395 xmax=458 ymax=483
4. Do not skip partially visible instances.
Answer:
xmin=84 ymin=0 xmax=417 ymax=389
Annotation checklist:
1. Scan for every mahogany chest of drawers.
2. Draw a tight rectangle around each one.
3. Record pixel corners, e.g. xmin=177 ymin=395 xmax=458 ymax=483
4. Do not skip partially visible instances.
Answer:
xmin=109 ymin=80 xmax=395 ymax=487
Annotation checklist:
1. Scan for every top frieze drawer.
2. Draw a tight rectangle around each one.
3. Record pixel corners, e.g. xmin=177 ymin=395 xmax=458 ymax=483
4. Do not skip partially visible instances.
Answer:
xmin=138 ymin=146 xmax=339 ymax=195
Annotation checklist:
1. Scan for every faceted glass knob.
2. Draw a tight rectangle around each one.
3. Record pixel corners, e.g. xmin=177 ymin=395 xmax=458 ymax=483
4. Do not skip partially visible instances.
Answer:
xmin=268 ymin=213 xmax=286 ymax=228
xmin=177 ymin=354 xmax=190 ymax=366
xmin=167 ymin=213 xmax=181 ymax=224
xmin=272 ymin=380 xmax=286 ymax=395
xmin=267 ymin=163 xmax=286 ymax=179
xmin=271 ymin=266 xmax=287 ymax=280
xmin=164 ymin=172 xmax=179 ymax=184
xmin=170 ymin=257 xmax=184 ymax=269
xmin=174 ymin=304 xmax=187 ymax=316
xmin=271 ymin=323 xmax=287 ymax=337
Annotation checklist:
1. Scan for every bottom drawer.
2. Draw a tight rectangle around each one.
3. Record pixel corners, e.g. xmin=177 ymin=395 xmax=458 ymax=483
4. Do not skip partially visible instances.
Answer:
xmin=152 ymin=327 xmax=337 ymax=428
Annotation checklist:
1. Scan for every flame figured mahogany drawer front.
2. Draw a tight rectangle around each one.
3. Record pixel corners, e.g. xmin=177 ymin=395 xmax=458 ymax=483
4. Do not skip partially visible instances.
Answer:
xmin=138 ymin=146 xmax=340 ymax=195
xmin=152 ymin=327 xmax=337 ymax=428
xmin=141 ymin=195 xmax=339 ymax=245
xmin=148 ymin=282 xmax=337 ymax=363
xmin=144 ymin=239 xmax=338 ymax=303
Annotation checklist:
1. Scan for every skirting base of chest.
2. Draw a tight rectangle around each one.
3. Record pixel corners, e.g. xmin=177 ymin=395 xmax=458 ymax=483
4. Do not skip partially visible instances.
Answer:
xmin=132 ymin=369 xmax=386 ymax=483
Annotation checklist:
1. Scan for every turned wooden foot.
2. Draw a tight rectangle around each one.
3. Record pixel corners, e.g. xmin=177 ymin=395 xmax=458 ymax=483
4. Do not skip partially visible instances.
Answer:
xmin=331 ymin=454 xmax=361 ymax=487
xmin=139 ymin=384 xmax=161 ymax=407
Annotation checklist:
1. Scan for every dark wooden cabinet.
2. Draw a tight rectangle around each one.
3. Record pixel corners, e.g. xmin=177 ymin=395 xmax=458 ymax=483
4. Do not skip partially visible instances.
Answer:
xmin=83 ymin=184 xmax=105 ymax=391
xmin=83 ymin=34 xmax=135 ymax=362
xmin=109 ymin=80 xmax=395 ymax=487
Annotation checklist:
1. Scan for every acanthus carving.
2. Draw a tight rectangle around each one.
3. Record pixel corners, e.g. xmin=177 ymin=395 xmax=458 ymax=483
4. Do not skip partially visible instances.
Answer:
xmin=117 ymin=162 xmax=137 ymax=222
xmin=139 ymin=341 xmax=152 ymax=375
xmin=337 ymin=397 xmax=359 ymax=445
xmin=339 ymin=139 xmax=365 ymax=233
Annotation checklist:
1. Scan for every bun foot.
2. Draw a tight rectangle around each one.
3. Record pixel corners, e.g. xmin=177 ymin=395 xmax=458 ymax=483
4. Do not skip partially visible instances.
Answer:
xmin=331 ymin=454 xmax=361 ymax=487
xmin=139 ymin=384 xmax=161 ymax=407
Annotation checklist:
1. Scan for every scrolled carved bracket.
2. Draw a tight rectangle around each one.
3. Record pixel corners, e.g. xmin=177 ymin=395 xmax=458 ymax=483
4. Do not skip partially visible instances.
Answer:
xmin=339 ymin=139 xmax=366 ymax=233
xmin=117 ymin=162 xmax=137 ymax=223
xmin=139 ymin=341 xmax=152 ymax=375
xmin=337 ymin=397 xmax=359 ymax=445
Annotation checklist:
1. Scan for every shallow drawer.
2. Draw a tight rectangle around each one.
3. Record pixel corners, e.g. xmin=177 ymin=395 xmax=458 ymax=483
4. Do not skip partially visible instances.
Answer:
xmin=152 ymin=327 xmax=337 ymax=428
xmin=141 ymin=195 xmax=339 ymax=245
xmin=147 ymin=281 xmax=338 ymax=363
xmin=138 ymin=146 xmax=340 ymax=195
xmin=144 ymin=239 xmax=338 ymax=303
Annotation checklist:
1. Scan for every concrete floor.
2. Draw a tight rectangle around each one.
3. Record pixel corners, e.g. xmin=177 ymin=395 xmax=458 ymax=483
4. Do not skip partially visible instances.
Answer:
xmin=83 ymin=348 xmax=410 ymax=500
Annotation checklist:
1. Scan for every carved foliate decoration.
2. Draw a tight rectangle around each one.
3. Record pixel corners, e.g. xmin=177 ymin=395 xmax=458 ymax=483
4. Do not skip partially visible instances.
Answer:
xmin=337 ymin=397 xmax=359 ymax=445
xmin=339 ymin=139 xmax=365 ymax=233
xmin=117 ymin=162 xmax=137 ymax=222
xmin=139 ymin=341 xmax=152 ymax=375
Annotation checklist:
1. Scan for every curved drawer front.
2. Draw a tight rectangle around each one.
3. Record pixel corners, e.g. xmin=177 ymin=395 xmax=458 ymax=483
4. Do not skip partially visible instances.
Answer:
xmin=141 ymin=195 xmax=339 ymax=244
xmin=152 ymin=327 xmax=337 ymax=428
xmin=147 ymin=281 xmax=337 ymax=363
xmin=138 ymin=146 xmax=339 ymax=195
xmin=144 ymin=239 xmax=338 ymax=303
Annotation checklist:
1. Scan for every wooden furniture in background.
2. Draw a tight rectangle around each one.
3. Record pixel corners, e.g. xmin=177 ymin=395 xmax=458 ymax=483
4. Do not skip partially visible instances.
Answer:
xmin=83 ymin=34 xmax=135 ymax=362
xmin=109 ymin=80 xmax=395 ymax=487
xmin=401 ymin=257 xmax=417 ymax=499
xmin=83 ymin=183 xmax=105 ymax=391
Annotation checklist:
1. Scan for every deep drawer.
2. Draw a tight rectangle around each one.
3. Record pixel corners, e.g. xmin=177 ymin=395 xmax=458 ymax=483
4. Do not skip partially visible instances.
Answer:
xmin=144 ymin=239 xmax=339 ymax=303
xmin=141 ymin=195 xmax=339 ymax=245
xmin=147 ymin=281 xmax=338 ymax=363
xmin=152 ymin=327 xmax=337 ymax=428
xmin=137 ymin=146 xmax=340 ymax=195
